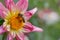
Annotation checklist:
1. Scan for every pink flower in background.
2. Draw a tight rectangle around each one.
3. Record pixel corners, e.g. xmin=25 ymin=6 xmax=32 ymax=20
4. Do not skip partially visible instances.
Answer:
xmin=38 ymin=9 xmax=59 ymax=25
xmin=0 ymin=0 xmax=43 ymax=40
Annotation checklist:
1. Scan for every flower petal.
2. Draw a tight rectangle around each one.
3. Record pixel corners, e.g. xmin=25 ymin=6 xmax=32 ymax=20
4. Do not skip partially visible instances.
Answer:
xmin=24 ymin=36 xmax=29 ymax=40
xmin=24 ymin=8 xmax=37 ymax=20
xmin=7 ymin=33 xmax=13 ymax=40
xmin=0 ymin=25 xmax=6 ymax=34
xmin=16 ymin=0 xmax=28 ymax=11
xmin=0 ymin=2 xmax=6 ymax=11
xmin=10 ymin=31 xmax=16 ymax=38
xmin=5 ymin=0 xmax=16 ymax=11
xmin=0 ymin=10 xmax=5 ymax=18
xmin=16 ymin=32 xmax=25 ymax=40
xmin=24 ymin=22 xmax=43 ymax=33
xmin=0 ymin=2 xmax=8 ymax=18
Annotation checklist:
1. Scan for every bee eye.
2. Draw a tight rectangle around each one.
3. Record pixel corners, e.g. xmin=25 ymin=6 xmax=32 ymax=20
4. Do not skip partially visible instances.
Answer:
xmin=18 ymin=14 xmax=23 ymax=17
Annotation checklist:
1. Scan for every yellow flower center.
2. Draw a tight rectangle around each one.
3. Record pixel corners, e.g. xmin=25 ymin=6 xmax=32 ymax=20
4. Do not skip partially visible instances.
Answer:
xmin=9 ymin=14 xmax=25 ymax=30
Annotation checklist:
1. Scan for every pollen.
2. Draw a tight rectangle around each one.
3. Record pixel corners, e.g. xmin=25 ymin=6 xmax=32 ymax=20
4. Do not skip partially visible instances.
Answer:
xmin=9 ymin=14 xmax=25 ymax=30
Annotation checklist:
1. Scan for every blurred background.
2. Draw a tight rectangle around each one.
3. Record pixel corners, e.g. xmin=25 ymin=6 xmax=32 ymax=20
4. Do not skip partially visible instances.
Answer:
xmin=0 ymin=0 xmax=60 ymax=40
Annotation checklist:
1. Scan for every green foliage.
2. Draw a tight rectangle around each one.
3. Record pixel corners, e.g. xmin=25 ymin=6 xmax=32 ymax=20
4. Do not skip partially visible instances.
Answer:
xmin=0 ymin=18 xmax=4 ymax=26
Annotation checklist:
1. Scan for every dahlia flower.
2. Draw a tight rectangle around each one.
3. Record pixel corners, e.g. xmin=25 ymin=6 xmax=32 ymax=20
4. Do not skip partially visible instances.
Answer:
xmin=0 ymin=0 xmax=43 ymax=40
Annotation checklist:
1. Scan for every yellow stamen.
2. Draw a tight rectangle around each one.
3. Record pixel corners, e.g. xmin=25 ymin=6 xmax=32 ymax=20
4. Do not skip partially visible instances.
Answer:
xmin=9 ymin=14 xmax=24 ymax=30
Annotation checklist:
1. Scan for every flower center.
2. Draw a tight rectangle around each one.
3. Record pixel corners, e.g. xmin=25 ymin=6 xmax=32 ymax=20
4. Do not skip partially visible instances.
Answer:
xmin=9 ymin=14 xmax=25 ymax=30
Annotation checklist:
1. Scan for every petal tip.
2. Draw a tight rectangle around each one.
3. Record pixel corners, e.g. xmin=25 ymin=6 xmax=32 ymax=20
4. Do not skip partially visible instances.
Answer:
xmin=34 ymin=7 xmax=38 ymax=11
xmin=33 ymin=26 xmax=43 ymax=32
xmin=38 ymin=28 xmax=43 ymax=32
xmin=29 ymin=7 xmax=38 ymax=14
xmin=36 ymin=28 xmax=43 ymax=32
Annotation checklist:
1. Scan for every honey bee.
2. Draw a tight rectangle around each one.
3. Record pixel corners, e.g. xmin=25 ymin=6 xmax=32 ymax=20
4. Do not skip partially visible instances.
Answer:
xmin=17 ymin=14 xmax=25 ymax=23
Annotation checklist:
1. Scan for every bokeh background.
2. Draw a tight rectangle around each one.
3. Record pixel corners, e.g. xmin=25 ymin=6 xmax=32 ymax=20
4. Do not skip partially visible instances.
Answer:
xmin=0 ymin=0 xmax=60 ymax=40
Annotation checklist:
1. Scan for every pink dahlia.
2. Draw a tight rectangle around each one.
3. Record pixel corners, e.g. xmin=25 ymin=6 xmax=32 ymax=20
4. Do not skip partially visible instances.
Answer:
xmin=0 ymin=0 xmax=43 ymax=40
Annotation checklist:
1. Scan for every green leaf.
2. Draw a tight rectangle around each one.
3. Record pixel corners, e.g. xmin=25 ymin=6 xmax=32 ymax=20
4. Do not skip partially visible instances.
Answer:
xmin=0 ymin=18 xmax=4 ymax=26
xmin=2 ymin=32 xmax=8 ymax=40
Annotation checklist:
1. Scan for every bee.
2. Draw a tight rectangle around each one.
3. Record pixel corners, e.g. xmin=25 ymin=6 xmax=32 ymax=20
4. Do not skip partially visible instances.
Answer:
xmin=16 ymin=13 xmax=25 ymax=23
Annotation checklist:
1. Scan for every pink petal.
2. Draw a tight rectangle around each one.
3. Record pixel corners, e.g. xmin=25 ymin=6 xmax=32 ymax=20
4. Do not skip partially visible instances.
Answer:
xmin=0 ymin=2 xmax=6 ymax=10
xmin=0 ymin=2 xmax=8 ymax=18
xmin=0 ymin=25 xmax=6 ymax=34
xmin=0 ymin=10 xmax=5 ymax=18
xmin=16 ymin=33 xmax=25 ymax=40
xmin=32 ymin=26 xmax=43 ymax=32
xmin=7 ymin=33 xmax=13 ymax=40
xmin=24 ymin=8 xmax=37 ymax=20
xmin=24 ymin=22 xmax=43 ymax=33
xmin=24 ymin=36 xmax=29 ymax=40
xmin=16 ymin=0 xmax=28 ymax=11
xmin=5 ymin=0 xmax=16 ymax=11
